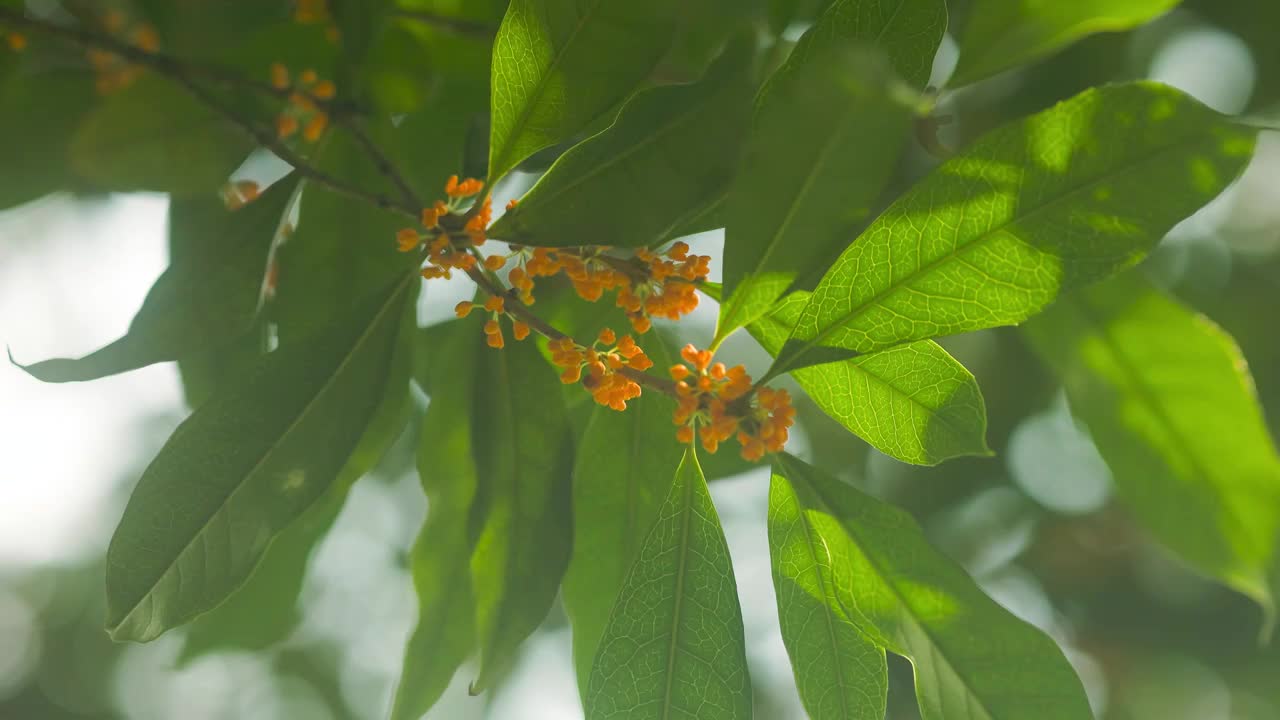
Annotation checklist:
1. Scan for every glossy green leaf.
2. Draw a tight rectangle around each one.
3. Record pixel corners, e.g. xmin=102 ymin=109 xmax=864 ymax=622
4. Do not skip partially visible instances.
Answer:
xmin=177 ymin=294 xmax=417 ymax=661
xmin=15 ymin=175 xmax=299 ymax=383
xmin=770 ymin=82 xmax=1257 ymax=379
xmin=773 ymin=454 xmax=1093 ymax=720
xmin=469 ymin=331 xmax=574 ymax=693
xmin=487 ymin=37 xmax=754 ymax=248
xmin=768 ymin=463 xmax=887 ymax=720
xmin=751 ymin=291 xmax=989 ymax=464
xmin=104 ymin=274 xmax=415 ymax=642
xmin=487 ymin=0 xmax=681 ymax=181
xmin=562 ymin=340 xmax=685 ymax=693
xmin=951 ymin=0 xmax=1181 ymax=86
xmin=1024 ymin=271 xmax=1280 ymax=624
xmin=584 ymin=448 xmax=751 ymax=720
xmin=392 ymin=319 xmax=484 ymax=720
xmin=69 ymin=77 xmax=252 ymax=194
xmin=715 ymin=0 xmax=944 ymax=344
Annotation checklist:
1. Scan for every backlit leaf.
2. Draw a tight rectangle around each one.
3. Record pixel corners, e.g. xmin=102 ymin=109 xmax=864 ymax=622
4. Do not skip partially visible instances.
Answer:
xmin=562 ymin=339 xmax=685 ymax=693
xmin=1024 ymin=271 xmax=1280 ymax=627
xmin=715 ymin=0 xmax=944 ymax=344
xmin=751 ymin=292 xmax=989 ymax=465
xmin=487 ymin=37 xmax=754 ymax=249
xmin=392 ymin=319 xmax=485 ymax=720
xmin=104 ymin=274 xmax=416 ymax=642
xmin=773 ymin=454 xmax=1093 ymax=720
xmin=768 ymin=462 xmax=887 ymax=720
xmin=951 ymin=0 xmax=1181 ymax=86
xmin=585 ymin=448 xmax=751 ymax=720
xmin=769 ymin=82 xmax=1257 ymax=379
xmin=15 ymin=175 xmax=299 ymax=383
xmin=487 ymin=0 xmax=681 ymax=181
xmin=469 ymin=329 xmax=574 ymax=693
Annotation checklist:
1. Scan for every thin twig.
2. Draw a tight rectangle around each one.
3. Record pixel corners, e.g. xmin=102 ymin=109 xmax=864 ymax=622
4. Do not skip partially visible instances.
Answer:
xmin=465 ymin=266 xmax=678 ymax=396
xmin=0 ymin=7 xmax=417 ymax=219
xmin=389 ymin=7 xmax=498 ymax=38
xmin=335 ymin=116 xmax=423 ymax=210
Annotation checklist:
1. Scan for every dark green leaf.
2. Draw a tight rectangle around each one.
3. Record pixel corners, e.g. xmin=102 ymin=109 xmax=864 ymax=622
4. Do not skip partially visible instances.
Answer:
xmin=562 ymin=339 xmax=685 ymax=693
xmin=469 ymin=330 xmax=574 ymax=693
xmin=104 ymin=274 xmax=415 ymax=642
xmin=177 ymin=294 xmax=417 ymax=660
xmin=69 ymin=77 xmax=251 ymax=194
xmin=951 ymin=0 xmax=1181 ymax=86
xmin=392 ymin=319 xmax=485 ymax=720
xmin=1024 ymin=271 xmax=1280 ymax=626
xmin=716 ymin=0 xmax=945 ymax=344
xmin=0 ymin=64 xmax=95 ymax=209
xmin=751 ymin=292 xmax=989 ymax=465
xmin=487 ymin=36 xmax=754 ymax=248
xmin=770 ymin=82 xmax=1257 ymax=379
xmin=768 ymin=463 xmax=887 ymax=720
xmin=15 ymin=175 xmax=300 ymax=383
xmin=585 ymin=448 xmax=751 ymax=720
xmin=487 ymin=0 xmax=682 ymax=181
xmin=773 ymin=454 xmax=1093 ymax=720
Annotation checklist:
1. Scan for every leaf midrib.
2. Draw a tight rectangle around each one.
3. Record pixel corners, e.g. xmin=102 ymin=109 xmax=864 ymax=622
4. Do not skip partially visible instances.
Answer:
xmin=490 ymin=0 xmax=602 ymax=180
xmin=661 ymin=456 xmax=695 ymax=720
xmin=110 ymin=274 xmax=411 ymax=634
xmin=779 ymin=454 xmax=999 ymax=720
xmin=777 ymin=125 xmax=1220 ymax=376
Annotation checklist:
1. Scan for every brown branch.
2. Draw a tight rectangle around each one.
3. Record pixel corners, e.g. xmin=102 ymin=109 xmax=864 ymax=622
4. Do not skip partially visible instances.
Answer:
xmin=390 ymin=7 xmax=498 ymax=38
xmin=0 ymin=7 xmax=417 ymax=220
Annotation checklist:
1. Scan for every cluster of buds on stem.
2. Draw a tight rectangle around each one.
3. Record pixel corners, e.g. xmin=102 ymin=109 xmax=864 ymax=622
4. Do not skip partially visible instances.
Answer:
xmin=395 ymin=175 xmax=491 ymax=279
xmin=293 ymin=0 xmax=340 ymax=42
xmin=454 ymin=295 xmax=531 ymax=349
xmin=671 ymin=345 xmax=795 ymax=461
xmin=220 ymin=180 xmax=261 ymax=211
xmin=86 ymin=9 xmax=159 ymax=94
xmin=492 ymin=241 xmax=708 ymax=333
xmin=271 ymin=64 xmax=334 ymax=142
xmin=549 ymin=328 xmax=654 ymax=411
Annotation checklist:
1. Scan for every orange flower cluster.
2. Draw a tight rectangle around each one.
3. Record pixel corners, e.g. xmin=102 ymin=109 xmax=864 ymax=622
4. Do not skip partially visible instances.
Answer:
xmin=455 ymin=295 xmax=530 ymax=349
xmin=397 ymin=175 xmax=490 ymax=280
xmin=3 ymin=31 xmax=25 ymax=52
xmin=670 ymin=345 xmax=794 ymax=460
xmin=86 ymin=10 xmax=159 ymax=94
xmin=499 ymin=242 xmax=709 ymax=333
xmin=220 ymin=180 xmax=261 ymax=211
xmin=271 ymin=64 xmax=334 ymax=142
xmin=293 ymin=0 xmax=340 ymax=41
xmin=549 ymin=328 xmax=654 ymax=411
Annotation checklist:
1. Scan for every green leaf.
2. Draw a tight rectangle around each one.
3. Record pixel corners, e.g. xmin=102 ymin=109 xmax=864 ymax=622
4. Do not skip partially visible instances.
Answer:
xmin=562 ymin=339 xmax=685 ymax=694
xmin=773 ymin=454 xmax=1093 ymax=720
xmin=769 ymin=82 xmax=1257 ymax=379
xmin=392 ymin=319 xmax=484 ymax=720
xmin=275 ymin=125 xmax=422 ymax=343
xmin=486 ymin=36 xmax=754 ymax=248
xmin=585 ymin=448 xmax=751 ymax=720
xmin=768 ymin=463 xmax=887 ymax=720
xmin=751 ymin=292 xmax=989 ymax=464
xmin=1023 ymin=271 xmax=1280 ymax=627
xmin=69 ymin=76 xmax=252 ymax=194
xmin=951 ymin=0 xmax=1181 ymax=86
xmin=715 ymin=0 xmax=945 ymax=345
xmin=0 ymin=64 xmax=95 ymax=209
xmin=487 ymin=0 xmax=681 ymax=182
xmin=104 ymin=274 xmax=415 ymax=642
xmin=177 ymin=294 xmax=417 ymax=660
xmin=469 ymin=330 xmax=574 ymax=693
xmin=14 ymin=175 xmax=299 ymax=383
